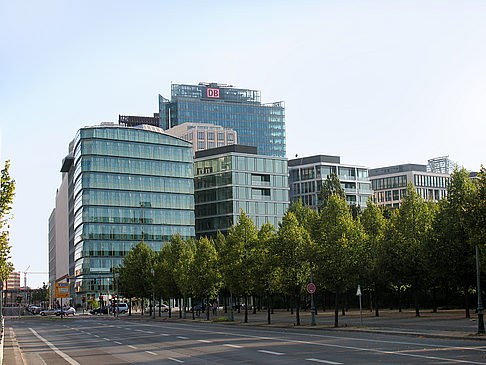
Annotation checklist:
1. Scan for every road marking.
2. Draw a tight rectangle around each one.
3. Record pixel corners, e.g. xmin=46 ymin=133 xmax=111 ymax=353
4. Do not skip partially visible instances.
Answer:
xmin=144 ymin=331 xmax=155 ymax=334
xmin=113 ymin=341 xmax=122 ymax=345
xmin=159 ymin=323 xmax=486 ymax=365
xmin=258 ymin=350 xmax=285 ymax=355
xmin=128 ymin=345 xmax=137 ymax=349
xmin=223 ymin=344 xmax=243 ymax=348
xmin=306 ymin=359 xmax=343 ymax=365
xmin=160 ymin=333 xmax=169 ymax=336
xmin=177 ymin=336 xmax=189 ymax=339
xmin=145 ymin=351 xmax=157 ymax=355
xmin=135 ymin=329 xmax=144 ymax=332
xmin=29 ymin=328 xmax=80 ymax=365
xmin=93 ymin=335 xmax=100 ymax=338
xmin=103 ymin=338 xmax=111 ymax=341
xmin=168 ymin=358 xmax=184 ymax=363
xmin=198 ymin=339 xmax=212 ymax=343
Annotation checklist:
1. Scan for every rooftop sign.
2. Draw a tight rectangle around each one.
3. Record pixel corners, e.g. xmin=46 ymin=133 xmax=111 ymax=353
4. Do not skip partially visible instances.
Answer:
xmin=206 ymin=88 xmax=220 ymax=99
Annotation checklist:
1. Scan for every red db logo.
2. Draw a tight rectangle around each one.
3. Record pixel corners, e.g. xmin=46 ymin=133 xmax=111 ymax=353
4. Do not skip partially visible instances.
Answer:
xmin=207 ymin=88 xmax=220 ymax=98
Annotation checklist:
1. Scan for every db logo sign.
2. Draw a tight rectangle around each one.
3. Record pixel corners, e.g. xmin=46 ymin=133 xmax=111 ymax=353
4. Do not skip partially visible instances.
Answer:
xmin=207 ymin=88 xmax=220 ymax=98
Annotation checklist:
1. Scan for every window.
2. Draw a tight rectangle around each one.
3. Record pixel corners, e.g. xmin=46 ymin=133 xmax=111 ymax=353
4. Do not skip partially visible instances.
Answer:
xmin=217 ymin=133 xmax=224 ymax=140
xmin=227 ymin=133 xmax=234 ymax=141
xmin=198 ymin=132 xmax=205 ymax=140
xmin=208 ymin=141 xmax=214 ymax=148
xmin=198 ymin=141 xmax=205 ymax=149
xmin=208 ymin=132 xmax=214 ymax=140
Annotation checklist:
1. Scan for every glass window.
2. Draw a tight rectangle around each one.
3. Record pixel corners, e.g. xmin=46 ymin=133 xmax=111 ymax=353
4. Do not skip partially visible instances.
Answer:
xmin=227 ymin=133 xmax=234 ymax=141
xmin=198 ymin=141 xmax=205 ymax=149
xmin=198 ymin=132 xmax=205 ymax=140
xmin=218 ymin=133 xmax=224 ymax=140
xmin=208 ymin=132 xmax=214 ymax=140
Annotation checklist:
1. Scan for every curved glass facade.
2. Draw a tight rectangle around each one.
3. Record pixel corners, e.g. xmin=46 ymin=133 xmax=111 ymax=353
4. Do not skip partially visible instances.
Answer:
xmin=70 ymin=125 xmax=194 ymax=299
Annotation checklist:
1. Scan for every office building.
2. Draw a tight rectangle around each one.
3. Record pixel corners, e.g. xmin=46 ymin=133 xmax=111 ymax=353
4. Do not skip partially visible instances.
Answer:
xmin=51 ymin=123 xmax=195 ymax=303
xmin=194 ymin=145 xmax=289 ymax=237
xmin=288 ymin=155 xmax=372 ymax=210
xmin=119 ymin=114 xmax=159 ymax=128
xmin=369 ymin=163 xmax=451 ymax=207
xmin=159 ymin=82 xmax=286 ymax=157
xmin=165 ymin=122 xmax=237 ymax=155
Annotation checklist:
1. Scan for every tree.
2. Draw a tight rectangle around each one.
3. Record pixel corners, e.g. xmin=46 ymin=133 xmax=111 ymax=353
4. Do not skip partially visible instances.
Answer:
xmin=190 ymin=237 xmax=221 ymax=320
xmin=315 ymin=193 xmax=364 ymax=327
xmin=0 ymin=160 xmax=15 ymax=283
xmin=220 ymin=211 xmax=258 ymax=323
xmin=118 ymin=241 xmax=154 ymax=314
xmin=360 ymin=200 xmax=386 ymax=316
xmin=274 ymin=211 xmax=312 ymax=326
xmin=319 ymin=172 xmax=345 ymax=210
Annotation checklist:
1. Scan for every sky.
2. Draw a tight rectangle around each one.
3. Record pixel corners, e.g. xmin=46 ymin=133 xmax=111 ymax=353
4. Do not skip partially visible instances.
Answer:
xmin=1 ymin=0 xmax=485 ymax=288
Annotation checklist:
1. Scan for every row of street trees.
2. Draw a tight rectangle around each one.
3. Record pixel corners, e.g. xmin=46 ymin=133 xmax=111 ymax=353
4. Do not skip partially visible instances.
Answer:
xmin=117 ymin=167 xmax=486 ymax=327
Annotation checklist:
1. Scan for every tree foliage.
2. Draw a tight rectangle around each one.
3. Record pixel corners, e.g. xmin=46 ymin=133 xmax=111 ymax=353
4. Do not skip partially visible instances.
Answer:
xmin=0 ymin=161 xmax=15 ymax=282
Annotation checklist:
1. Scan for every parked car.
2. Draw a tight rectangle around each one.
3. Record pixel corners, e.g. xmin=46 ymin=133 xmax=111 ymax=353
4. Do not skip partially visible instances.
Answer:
xmin=113 ymin=302 xmax=129 ymax=314
xmin=90 ymin=306 xmax=108 ymax=315
xmin=40 ymin=309 xmax=57 ymax=316
xmin=145 ymin=304 xmax=169 ymax=313
xmin=56 ymin=307 xmax=76 ymax=316
xmin=28 ymin=305 xmax=42 ymax=314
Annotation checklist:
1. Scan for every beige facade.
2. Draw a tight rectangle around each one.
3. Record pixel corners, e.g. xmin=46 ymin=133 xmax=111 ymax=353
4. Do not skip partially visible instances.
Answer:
xmin=165 ymin=122 xmax=237 ymax=155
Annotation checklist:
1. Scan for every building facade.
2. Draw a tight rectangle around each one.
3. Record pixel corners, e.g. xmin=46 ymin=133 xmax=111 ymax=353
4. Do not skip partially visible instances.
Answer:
xmin=369 ymin=164 xmax=451 ymax=207
xmin=165 ymin=122 xmax=237 ymax=155
xmin=288 ymin=155 xmax=372 ymax=210
xmin=194 ymin=145 xmax=289 ymax=237
xmin=51 ymin=124 xmax=195 ymax=303
xmin=159 ymin=82 xmax=286 ymax=157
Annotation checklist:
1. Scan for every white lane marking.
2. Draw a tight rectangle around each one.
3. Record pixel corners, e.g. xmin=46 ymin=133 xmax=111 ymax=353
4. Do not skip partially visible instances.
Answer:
xmin=93 ymin=335 xmax=100 ymax=338
xmin=168 ymin=358 xmax=184 ymax=363
xmin=306 ymin=359 xmax=343 ymax=365
xmin=145 ymin=351 xmax=157 ymax=355
xmin=198 ymin=339 xmax=213 ymax=343
xmin=135 ymin=329 xmax=144 ymax=332
xmin=160 ymin=333 xmax=169 ymax=336
xmin=177 ymin=336 xmax=189 ymax=339
xmin=29 ymin=328 xmax=80 ymax=365
xmin=144 ymin=331 xmax=155 ymax=334
xmin=223 ymin=344 xmax=243 ymax=348
xmin=128 ymin=345 xmax=137 ymax=349
xmin=103 ymin=338 xmax=110 ymax=341
xmin=153 ymin=323 xmax=486 ymax=365
xmin=258 ymin=350 xmax=285 ymax=355
xmin=113 ymin=341 xmax=122 ymax=345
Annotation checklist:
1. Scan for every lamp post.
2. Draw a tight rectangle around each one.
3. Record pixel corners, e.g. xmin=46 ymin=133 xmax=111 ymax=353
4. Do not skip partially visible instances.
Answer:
xmin=476 ymin=245 xmax=485 ymax=334
xmin=310 ymin=264 xmax=316 ymax=326
xmin=151 ymin=268 xmax=155 ymax=319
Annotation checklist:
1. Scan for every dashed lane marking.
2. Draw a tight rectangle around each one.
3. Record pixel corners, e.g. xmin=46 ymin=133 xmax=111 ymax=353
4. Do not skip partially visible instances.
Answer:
xmin=168 ymin=357 xmax=184 ymax=363
xmin=198 ymin=339 xmax=212 ymax=343
xmin=128 ymin=345 xmax=137 ymax=349
xmin=223 ymin=344 xmax=243 ymax=348
xmin=258 ymin=350 xmax=285 ymax=355
xmin=145 ymin=351 xmax=157 ymax=355
xmin=306 ymin=359 xmax=343 ymax=365
xmin=177 ymin=336 xmax=189 ymax=340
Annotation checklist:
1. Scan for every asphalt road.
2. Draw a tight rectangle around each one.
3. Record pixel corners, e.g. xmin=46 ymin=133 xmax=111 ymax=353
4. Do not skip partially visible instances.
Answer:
xmin=6 ymin=317 xmax=486 ymax=364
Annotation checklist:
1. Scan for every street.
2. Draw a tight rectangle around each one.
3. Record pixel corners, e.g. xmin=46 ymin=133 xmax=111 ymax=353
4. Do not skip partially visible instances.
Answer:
xmin=5 ymin=317 xmax=486 ymax=364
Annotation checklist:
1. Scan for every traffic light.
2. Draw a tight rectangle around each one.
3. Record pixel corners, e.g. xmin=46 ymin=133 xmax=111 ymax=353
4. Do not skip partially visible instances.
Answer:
xmin=82 ymin=297 xmax=85 ymax=303
xmin=66 ymin=274 xmax=69 ymax=283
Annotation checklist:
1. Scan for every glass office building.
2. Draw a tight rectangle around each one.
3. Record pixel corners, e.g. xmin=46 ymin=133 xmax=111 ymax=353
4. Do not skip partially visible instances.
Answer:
xmin=288 ymin=155 xmax=372 ymax=210
xmin=159 ymin=82 xmax=286 ymax=157
xmin=56 ymin=124 xmax=194 ymax=302
xmin=194 ymin=145 xmax=289 ymax=237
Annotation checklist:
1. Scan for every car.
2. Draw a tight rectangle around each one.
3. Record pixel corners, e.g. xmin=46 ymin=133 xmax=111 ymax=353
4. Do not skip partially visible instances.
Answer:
xmin=90 ymin=306 xmax=108 ymax=315
xmin=56 ymin=307 xmax=76 ymax=316
xmin=39 ymin=309 xmax=57 ymax=316
xmin=145 ymin=304 xmax=169 ymax=313
xmin=115 ymin=302 xmax=129 ymax=314
xmin=28 ymin=305 xmax=42 ymax=314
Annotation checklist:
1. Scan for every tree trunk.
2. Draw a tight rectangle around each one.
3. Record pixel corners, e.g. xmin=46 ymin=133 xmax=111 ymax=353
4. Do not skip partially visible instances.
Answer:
xmin=334 ymin=291 xmax=339 ymax=328
xmin=375 ymin=288 xmax=380 ymax=317
xmin=129 ymin=298 xmax=132 ymax=316
xmin=206 ymin=296 xmax=210 ymax=321
xmin=224 ymin=295 xmax=227 ymax=314
xmin=244 ymin=295 xmax=249 ymax=323
xmin=141 ymin=299 xmax=144 ymax=316
xmin=169 ymin=299 xmax=172 ymax=318
xmin=179 ymin=298 xmax=182 ymax=319
xmin=159 ymin=298 xmax=161 ymax=317
xmin=253 ymin=296 xmax=257 ymax=314
xmin=267 ymin=291 xmax=271 ymax=325
xmin=295 ymin=291 xmax=301 ymax=326
xmin=398 ymin=286 xmax=402 ymax=312
xmin=432 ymin=287 xmax=437 ymax=313
xmin=465 ymin=289 xmax=471 ymax=319
xmin=370 ymin=290 xmax=373 ymax=312
xmin=414 ymin=287 xmax=420 ymax=317
xmin=183 ymin=296 xmax=187 ymax=319
xmin=230 ymin=292 xmax=234 ymax=322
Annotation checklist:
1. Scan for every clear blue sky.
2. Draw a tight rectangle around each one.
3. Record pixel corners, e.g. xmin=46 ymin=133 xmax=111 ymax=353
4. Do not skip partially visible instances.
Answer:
xmin=1 ymin=0 xmax=485 ymax=288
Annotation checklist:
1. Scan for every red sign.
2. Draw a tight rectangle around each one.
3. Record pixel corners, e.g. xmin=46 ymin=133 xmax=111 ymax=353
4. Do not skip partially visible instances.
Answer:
xmin=307 ymin=283 xmax=316 ymax=294
xmin=207 ymin=88 xmax=220 ymax=98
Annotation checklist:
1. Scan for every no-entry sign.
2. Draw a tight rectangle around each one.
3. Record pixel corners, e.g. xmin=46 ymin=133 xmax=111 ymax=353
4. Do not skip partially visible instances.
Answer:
xmin=307 ymin=283 xmax=316 ymax=294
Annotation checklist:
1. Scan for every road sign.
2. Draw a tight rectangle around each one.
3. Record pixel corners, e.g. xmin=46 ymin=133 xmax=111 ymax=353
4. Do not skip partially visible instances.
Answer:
xmin=55 ymin=283 xmax=69 ymax=298
xmin=356 ymin=284 xmax=362 ymax=296
xmin=307 ymin=283 xmax=316 ymax=294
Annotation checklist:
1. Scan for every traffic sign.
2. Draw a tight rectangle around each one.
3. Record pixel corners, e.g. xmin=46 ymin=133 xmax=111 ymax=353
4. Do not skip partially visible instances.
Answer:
xmin=356 ymin=284 xmax=362 ymax=296
xmin=55 ymin=282 xmax=69 ymax=298
xmin=307 ymin=283 xmax=316 ymax=294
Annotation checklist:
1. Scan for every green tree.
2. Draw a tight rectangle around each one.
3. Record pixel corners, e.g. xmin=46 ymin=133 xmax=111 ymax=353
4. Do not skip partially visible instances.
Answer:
xmin=360 ymin=200 xmax=386 ymax=316
xmin=220 ymin=211 xmax=258 ymax=323
xmin=190 ymin=236 xmax=221 ymax=320
xmin=319 ymin=172 xmax=345 ymax=210
xmin=274 ymin=211 xmax=312 ymax=326
xmin=118 ymin=241 xmax=154 ymax=314
xmin=170 ymin=235 xmax=195 ymax=319
xmin=0 ymin=160 xmax=15 ymax=283
xmin=315 ymin=193 xmax=364 ymax=327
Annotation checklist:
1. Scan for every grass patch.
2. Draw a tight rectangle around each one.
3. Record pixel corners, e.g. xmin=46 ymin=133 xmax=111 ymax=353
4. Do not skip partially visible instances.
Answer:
xmin=213 ymin=316 xmax=231 ymax=322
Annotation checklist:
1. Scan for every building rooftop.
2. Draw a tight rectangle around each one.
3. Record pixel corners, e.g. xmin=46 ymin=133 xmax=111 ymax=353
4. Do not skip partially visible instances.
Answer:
xmin=288 ymin=155 xmax=341 ymax=167
xmin=195 ymin=144 xmax=258 ymax=159
xmin=368 ymin=164 xmax=427 ymax=177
